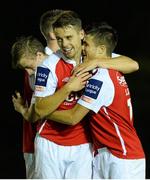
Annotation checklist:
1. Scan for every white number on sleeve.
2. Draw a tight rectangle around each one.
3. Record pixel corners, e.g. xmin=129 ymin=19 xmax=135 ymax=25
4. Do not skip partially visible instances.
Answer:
xmin=127 ymin=98 xmax=133 ymax=121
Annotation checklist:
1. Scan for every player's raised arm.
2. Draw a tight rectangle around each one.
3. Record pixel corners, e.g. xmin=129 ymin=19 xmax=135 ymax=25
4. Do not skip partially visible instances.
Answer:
xmin=73 ymin=55 xmax=139 ymax=75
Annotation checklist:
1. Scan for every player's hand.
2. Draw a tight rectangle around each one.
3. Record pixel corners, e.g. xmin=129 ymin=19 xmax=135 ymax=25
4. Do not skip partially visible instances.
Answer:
xmin=12 ymin=91 xmax=26 ymax=114
xmin=73 ymin=59 xmax=98 ymax=76
xmin=67 ymin=72 xmax=92 ymax=92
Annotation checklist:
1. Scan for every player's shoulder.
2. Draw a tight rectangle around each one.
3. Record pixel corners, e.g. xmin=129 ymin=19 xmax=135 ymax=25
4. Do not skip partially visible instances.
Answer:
xmin=39 ymin=53 xmax=61 ymax=69
xmin=91 ymin=68 xmax=113 ymax=86
xmin=46 ymin=53 xmax=60 ymax=64
xmin=112 ymin=52 xmax=120 ymax=58
xmin=94 ymin=68 xmax=109 ymax=78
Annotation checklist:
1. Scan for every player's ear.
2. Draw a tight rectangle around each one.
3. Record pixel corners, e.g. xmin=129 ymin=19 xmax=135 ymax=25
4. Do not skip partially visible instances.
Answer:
xmin=80 ymin=29 xmax=85 ymax=40
xmin=98 ymin=45 xmax=106 ymax=54
xmin=36 ymin=52 xmax=44 ymax=60
xmin=36 ymin=51 xmax=43 ymax=56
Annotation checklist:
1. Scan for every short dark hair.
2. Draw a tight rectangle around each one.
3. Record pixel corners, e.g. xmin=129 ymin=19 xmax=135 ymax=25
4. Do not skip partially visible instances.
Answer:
xmin=53 ymin=10 xmax=82 ymax=31
xmin=85 ymin=22 xmax=118 ymax=55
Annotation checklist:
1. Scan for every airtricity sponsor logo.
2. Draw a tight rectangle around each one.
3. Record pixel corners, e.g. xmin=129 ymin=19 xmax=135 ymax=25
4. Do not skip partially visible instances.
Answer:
xmin=83 ymin=79 xmax=103 ymax=99
xmin=86 ymin=83 xmax=101 ymax=92
xmin=35 ymin=67 xmax=50 ymax=87
xmin=37 ymin=72 xmax=48 ymax=79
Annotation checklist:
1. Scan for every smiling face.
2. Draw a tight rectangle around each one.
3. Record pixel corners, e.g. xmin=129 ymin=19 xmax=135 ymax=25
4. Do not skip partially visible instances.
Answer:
xmin=83 ymin=22 xmax=118 ymax=60
xmin=82 ymin=34 xmax=104 ymax=61
xmin=54 ymin=25 xmax=84 ymax=63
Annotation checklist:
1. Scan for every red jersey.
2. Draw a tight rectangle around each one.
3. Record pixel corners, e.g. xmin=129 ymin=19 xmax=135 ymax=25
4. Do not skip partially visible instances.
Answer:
xmin=34 ymin=54 xmax=91 ymax=146
xmin=23 ymin=71 xmax=37 ymax=153
xmin=78 ymin=68 xmax=145 ymax=159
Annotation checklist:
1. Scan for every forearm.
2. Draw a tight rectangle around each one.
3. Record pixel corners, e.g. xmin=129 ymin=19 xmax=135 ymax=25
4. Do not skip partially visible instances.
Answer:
xmin=35 ymin=72 xmax=91 ymax=119
xmin=35 ymin=83 xmax=72 ymax=119
xmin=46 ymin=109 xmax=76 ymax=125
xmin=97 ymin=55 xmax=139 ymax=74
xmin=46 ymin=104 xmax=89 ymax=125
xmin=19 ymin=106 xmax=30 ymax=121
xmin=20 ymin=104 xmax=41 ymax=123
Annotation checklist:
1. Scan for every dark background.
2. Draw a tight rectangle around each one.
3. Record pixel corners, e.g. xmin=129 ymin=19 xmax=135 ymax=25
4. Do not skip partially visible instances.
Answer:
xmin=1 ymin=0 xmax=150 ymax=178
